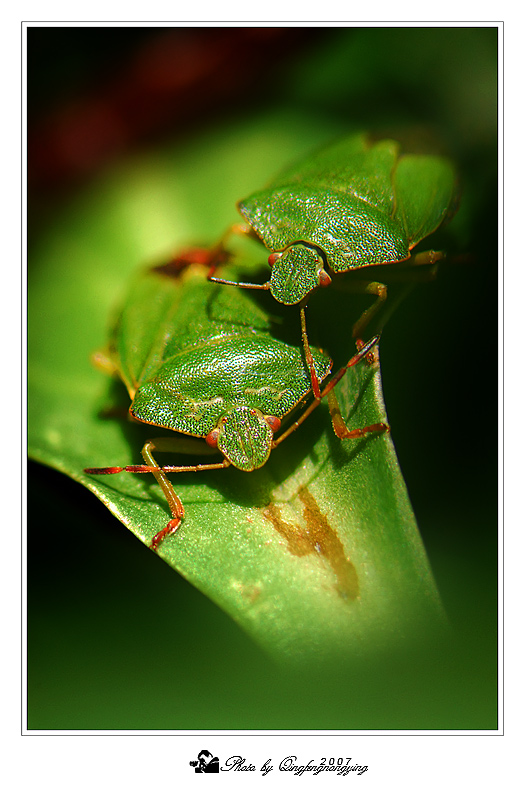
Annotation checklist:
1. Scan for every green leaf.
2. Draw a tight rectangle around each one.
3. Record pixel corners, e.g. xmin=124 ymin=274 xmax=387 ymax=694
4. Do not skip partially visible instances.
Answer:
xmin=29 ymin=119 xmax=446 ymax=665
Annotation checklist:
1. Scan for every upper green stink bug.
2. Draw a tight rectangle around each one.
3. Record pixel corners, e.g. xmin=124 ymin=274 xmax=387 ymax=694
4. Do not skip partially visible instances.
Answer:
xmin=85 ymin=260 xmax=388 ymax=551
xmin=208 ymin=133 xmax=459 ymax=397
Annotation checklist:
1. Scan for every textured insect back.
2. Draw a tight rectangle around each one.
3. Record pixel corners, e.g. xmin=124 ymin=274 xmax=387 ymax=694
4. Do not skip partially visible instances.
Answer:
xmin=83 ymin=255 xmax=393 ymax=553
xmin=237 ymin=135 xmax=413 ymax=279
xmin=213 ymin=133 xmax=460 ymax=399
xmin=266 ymin=133 xmax=393 ymax=196
xmin=115 ymin=263 xmax=276 ymax=395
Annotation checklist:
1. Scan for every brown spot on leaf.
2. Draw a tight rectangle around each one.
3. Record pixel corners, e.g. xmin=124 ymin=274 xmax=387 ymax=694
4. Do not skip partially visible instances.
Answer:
xmin=263 ymin=487 xmax=359 ymax=601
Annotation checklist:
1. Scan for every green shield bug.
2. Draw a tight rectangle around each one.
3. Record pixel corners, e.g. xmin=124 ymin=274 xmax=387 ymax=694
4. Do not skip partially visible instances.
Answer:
xmin=208 ymin=133 xmax=459 ymax=397
xmin=85 ymin=260 xmax=388 ymax=551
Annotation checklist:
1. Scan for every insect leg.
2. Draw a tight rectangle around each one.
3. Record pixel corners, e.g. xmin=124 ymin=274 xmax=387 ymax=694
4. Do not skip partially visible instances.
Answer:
xmin=140 ymin=440 xmax=185 ymax=550
xmin=324 ymin=390 xmax=389 ymax=440
xmin=300 ymin=304 xmax=321 ymax=400
xmin=318 ymin=340 xmax=389 ymax=441
xmin=85 ymin=438 xmax=230 ymax=550
xmin=132 ymin=439 xmax=231 ymax=549
xmin=347 ymin=280 xmax=388 ymax=341
xmin=207 ymin=275 xmax=271 ymax=291
xmin=411 ymin=249 xmax=446 ymax=267
xmin=90 ymin=349 xmax=119 ymax=377
xmin=348 ymin=251 xmax=446 ymax=339
xmin=273 ymin=337 xmax=388 ymax=447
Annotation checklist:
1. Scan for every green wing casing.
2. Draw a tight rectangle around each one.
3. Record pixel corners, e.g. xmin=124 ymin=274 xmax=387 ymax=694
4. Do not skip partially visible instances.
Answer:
xmin=111 ymin=264 xmax=274 ymax=396
xmin=392 ymin=154 xmax=458 ymax=246
xmin=237 ymin=134 xmax=458 ymax=272
xmin=239 ymin=186 xmax=409 ymax=271
xmin=106 ymin=264 xmax=332 ymax=472
xmin=129 ymin=334 xmax=332 ymax=437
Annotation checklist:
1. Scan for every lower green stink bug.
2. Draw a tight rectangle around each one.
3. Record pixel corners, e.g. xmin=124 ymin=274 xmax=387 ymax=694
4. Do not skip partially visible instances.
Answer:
xmin=85 ymin=260 xmax=388 ymax=551
xmin=208 ymin=132 xmax=459 ymax=398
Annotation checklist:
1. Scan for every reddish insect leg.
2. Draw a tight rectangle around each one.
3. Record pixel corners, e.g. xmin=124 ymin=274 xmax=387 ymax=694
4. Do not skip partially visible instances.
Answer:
xmin=273 ymin=336 xmax=389 ymax=447
xmin=300 ymin=304 xmax=321 ymax=399
xmin=325 ymin=390 xmax=389 ymax=440
xmin=132 ymin=439 xmax=231 ymax=549
xmin=85 ymin=438 xmax=230 ymax=550
xmin=348 ymin=280 xmax=388 ymax=340
xmin=138 ymin=440 xmax=185 ymax=549
xmin=348 ymin=251 xmax=446 ymax=340
xmin=317 ymin=340 xmax=389 ymax=440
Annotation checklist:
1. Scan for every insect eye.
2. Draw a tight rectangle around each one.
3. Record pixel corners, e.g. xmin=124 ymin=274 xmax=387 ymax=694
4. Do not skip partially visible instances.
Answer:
xmin=318 ymin=268 xmax=332 ymax=288
xmin=205 ymin=429 xmax=220 ymax=449
xmin=264 ymin=415 xmax=282 ymax=433
xmin=268 ymin=252 xmax=282 ymax=268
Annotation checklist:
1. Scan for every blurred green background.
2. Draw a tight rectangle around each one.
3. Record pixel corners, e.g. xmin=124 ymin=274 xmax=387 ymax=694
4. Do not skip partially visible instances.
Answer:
xmin=27 ymin=26 xmax=498 ymax=730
